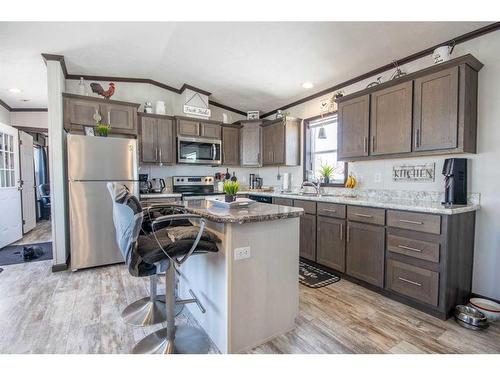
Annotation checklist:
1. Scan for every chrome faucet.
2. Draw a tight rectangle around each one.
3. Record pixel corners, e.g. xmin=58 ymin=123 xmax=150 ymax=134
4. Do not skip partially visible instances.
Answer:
xmin=300 ymin=180 xmax=321 ymax=195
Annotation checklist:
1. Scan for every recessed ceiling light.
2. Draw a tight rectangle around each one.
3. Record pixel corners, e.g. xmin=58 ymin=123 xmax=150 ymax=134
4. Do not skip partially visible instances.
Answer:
xmin=8 ymin=88 xmax=22 ymax=94
xmin=302 ymin=82 xmax=314 ymax=89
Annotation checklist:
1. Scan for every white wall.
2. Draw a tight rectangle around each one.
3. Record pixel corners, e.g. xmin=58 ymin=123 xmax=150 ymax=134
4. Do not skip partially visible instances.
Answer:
xmin=0 ymin=105 xmax=9 ymax=124
xmin=273 ymin=31 xmax=500 ymax=300
xmin=10 ymin=111 xmax=48 ymax=129
xmin=47 ymin=61 xmax=68 ymax=268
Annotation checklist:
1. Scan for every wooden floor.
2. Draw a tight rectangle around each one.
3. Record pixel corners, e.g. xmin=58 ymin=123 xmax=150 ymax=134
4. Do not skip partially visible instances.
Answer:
xmin=13 ymin=220 xmax=52 ymax=246
xmin=0 ymin=260 xmax=498 ymax=354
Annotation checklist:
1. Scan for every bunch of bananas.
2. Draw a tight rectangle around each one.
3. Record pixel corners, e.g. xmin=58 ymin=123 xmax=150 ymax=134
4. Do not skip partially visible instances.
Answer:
xmin=345 ymin=174 xmax=357 ymax=189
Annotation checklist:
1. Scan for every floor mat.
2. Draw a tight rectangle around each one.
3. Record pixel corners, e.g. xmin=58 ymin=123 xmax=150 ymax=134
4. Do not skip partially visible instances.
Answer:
xmin=0 ymin=242 xmax=52 ymax=266
xmin=299 ymin=260 xmax=340 ymax=288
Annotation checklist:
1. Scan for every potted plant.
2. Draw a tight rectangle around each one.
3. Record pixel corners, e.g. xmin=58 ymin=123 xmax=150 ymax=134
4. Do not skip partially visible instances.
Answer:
xmin=223 ymin=180 xmax=239 ymax=203
xmin=96 ymin=122 xmax=111 ymax=137
xmin=319 ymin=164 xmax=335 ymax=184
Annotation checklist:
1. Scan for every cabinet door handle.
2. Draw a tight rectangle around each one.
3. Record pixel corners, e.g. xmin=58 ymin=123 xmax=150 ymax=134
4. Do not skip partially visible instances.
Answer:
xmin=397 ymin=244 xmax=422 ymax=253
xmin=159 ymin=148 xmax=162 ymax=164
xmin=355 ymin=213 xmax=373 ymax=218
xmin=346 ymin=224 xmax=350 ymax=243
xmin=339 ymin=223 xmax=343 ymax=241
xmin=363 ymin=137 xmax=368 ymax=153
xmin=155 ymin=147 xmax=158 ymax=161
xmin=108 ymin=111 xmax=111 ymax=124
xmin=372 ymin=136 xmax=376 ymax=152
xmin=399 ymin=219 xmax=423 ymax=225
xmin=398 ymin=277 xmax=422 ymax=287
xmin=322 ymin=209 xmax=337 ymax=214
xmin=415 ymin=129 xmax=420 ymax=148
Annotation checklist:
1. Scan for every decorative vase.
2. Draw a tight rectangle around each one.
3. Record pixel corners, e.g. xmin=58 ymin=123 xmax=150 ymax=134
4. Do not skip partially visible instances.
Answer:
xmin=225 ymin=194 xmax=236 ymax=203
xmin=324 ymin=177 xmax=330 ymax=184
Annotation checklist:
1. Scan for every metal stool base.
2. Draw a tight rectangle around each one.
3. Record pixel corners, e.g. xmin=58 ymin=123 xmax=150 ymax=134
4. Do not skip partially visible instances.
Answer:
xmin=121 ymin=296 xmax=184 ymax=326
xmin=132 ymin=326 xmax=209 ymax=354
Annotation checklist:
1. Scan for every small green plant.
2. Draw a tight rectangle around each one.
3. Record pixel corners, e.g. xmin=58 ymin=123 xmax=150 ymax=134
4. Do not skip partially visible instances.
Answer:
xmin=223 ymin=180 xmax=239 ymax=195
xmin=319 ymin=164 xmax=335 ymax=183
xmin=96 ymin=123 xmax=111 ymax=137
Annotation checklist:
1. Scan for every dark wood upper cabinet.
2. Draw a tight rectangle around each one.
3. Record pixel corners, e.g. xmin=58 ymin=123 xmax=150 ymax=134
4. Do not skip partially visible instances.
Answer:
xmin=222 ymin=126 xmax=240 ymax=166
xmin=413 ymin=66 xmax=458 ymax=152
xmin=317 ymin=216 xmax=345 ymax=272
xmin=102 ymin=103 xmax=136 ymax=132
xmin=346 ymin=221 xmax=385 ymax=287
xmin=201 ymin=122 xmax=221 ymax=139
xmin=139 ymin=114 xmax=175 ymax=165
xmin=240 ymin=120 xmax=262 ymax=167
xmin=177 ymin=119 xmax=200 ymax=137
xmin=68 ymin=99 xmax=100 ymax=126
xmin=337 ymin=94 xmax=370 ymax=159
xmin=262 ymin=118 xmax=301 ymax=166
xmin=63 ymin=93 xmax=139 ymax=136
xmin=157 ymin=117 xmax=175 ymax=164
xmin=140 ymin=116 xmax=158 ymax=163
xmin=176 ymin=117 xmax=221 ymax=139
xmin=336 ymin=54 xmax=482 ymax=161
xmin=370 ymin=81 xmax=413 ymax=155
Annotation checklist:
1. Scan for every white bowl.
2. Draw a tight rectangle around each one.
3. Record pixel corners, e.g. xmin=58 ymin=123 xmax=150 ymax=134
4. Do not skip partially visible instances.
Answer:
xmin=469 ymin=298 xmax=500 ymax=322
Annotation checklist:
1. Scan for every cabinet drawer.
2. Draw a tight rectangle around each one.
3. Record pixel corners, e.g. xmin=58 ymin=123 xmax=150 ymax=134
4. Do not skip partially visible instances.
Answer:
xmin=317 ymin=202 xmax=346 ymax=219
xmin=387 ymin=234 xmax=440 ymax=263
xmin=387 ymin=210 xmax=441 ymax=234
xmin=293 ymin=200 xmax=317 ymax=215
xmin=273 ymin=197 xmax=293 ymax=207
xmin=386 ymin=259 xmax=439 ymax=306
xmin=347 ymin=206 xmax=385 ymax=225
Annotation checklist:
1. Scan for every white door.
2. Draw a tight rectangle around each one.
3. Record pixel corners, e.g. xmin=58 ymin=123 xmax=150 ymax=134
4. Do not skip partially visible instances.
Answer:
xmin=0 ymin=122 xmax=22 ymax=248
xmin=19 ymin=131 xmax=36 ymax=233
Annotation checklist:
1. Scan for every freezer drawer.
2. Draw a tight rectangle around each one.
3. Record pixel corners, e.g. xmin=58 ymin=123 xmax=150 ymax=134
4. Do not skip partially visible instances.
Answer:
xmin=69 ymin=180 xmax=135 ymax=270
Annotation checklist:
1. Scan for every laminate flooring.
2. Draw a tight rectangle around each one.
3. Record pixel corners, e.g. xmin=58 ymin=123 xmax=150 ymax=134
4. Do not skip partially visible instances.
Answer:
xmin=12 ymin=220 xmax=52 ymax=246
xmin=0 ymin=261 xmax=498 ymax=354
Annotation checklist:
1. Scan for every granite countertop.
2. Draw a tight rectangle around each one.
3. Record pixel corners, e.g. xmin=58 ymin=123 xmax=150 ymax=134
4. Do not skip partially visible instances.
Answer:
xmin=238 ymin=191 xmax=480 ymax=215
xmin=182 ymin=199 xmax=304 ymax=224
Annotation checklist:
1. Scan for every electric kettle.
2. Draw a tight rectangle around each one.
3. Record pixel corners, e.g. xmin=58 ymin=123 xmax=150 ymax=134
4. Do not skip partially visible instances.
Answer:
xmin=150 ymin=178 xmax=166 ymax=193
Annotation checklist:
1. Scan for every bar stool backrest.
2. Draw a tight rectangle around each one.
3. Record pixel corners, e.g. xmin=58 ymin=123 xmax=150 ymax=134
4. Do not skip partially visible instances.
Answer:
xmin=107 ymin=182 xmax=155 ymax=277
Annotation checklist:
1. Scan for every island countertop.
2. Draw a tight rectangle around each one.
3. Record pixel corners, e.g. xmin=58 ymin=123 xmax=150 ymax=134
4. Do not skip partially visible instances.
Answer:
xmin=182 ymin=199 xmax=304 ymax=224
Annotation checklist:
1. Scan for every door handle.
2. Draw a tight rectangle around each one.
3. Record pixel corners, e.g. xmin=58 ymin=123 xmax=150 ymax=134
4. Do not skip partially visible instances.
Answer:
xmin=108 ymin=111 xmax=111 ymax=124
xmin=397 ymin=244 xmax=423 ymax=253
xmin=155 ymin=147 xmax=158 ymax=161
xmin=363 ymin=137 xmax=368 ymax=153
xmin=339 ymin=223 xmax=343 ymax=241
xmin=346 ymin=224 xmax=350 ymax=243
xmin=399 ymin=219 xmax=423 ymax=225
xmin=212 ymin=144 xmax=216 ymax=160
xmin=372 ymin=136 xmax=376 ymax=152
xmin=355 ymin=213 xmax=373 ymax=218
xmin=415 ymin=129 xmax=420 ymax=148
xmin=159 ymin=148 xmax=162 ymax=164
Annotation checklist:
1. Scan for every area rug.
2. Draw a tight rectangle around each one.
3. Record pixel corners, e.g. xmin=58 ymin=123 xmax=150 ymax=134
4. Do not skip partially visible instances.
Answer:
xmin=299 ymin=260 xmax=340 ymax=288
xmin=0 ymin=242 xmax=52 ymax=266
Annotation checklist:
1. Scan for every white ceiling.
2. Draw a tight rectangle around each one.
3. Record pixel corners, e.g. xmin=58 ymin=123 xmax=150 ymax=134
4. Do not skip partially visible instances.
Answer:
xmin=0 ymin=22 xmax=490 ymax=111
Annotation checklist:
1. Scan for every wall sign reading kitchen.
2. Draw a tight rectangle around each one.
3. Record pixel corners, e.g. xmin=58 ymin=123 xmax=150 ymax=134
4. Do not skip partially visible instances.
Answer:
xmin=393 ymin=162 xmax=435 ymax=182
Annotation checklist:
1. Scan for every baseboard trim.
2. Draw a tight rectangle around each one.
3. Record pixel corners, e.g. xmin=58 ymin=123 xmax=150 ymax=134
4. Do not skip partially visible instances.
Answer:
xmin=51 ymin=255 xmax=70 ymax=272
xmin=471 ymin=293 xmax=500 ymax=305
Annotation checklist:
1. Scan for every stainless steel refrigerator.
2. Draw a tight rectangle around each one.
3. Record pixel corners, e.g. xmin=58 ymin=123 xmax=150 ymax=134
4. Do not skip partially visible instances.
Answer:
xmin=67 ymin=134 xmax=138 ymax=270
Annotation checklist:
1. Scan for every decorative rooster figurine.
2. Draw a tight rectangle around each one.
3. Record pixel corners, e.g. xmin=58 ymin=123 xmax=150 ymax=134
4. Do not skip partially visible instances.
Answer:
xmin=90 ymin=82 xmax=116 ymax=99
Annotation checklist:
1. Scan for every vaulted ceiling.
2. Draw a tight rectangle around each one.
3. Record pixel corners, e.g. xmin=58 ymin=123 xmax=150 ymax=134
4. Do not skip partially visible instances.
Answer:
xmin=0 ymin=22 xmax=490 ymax=111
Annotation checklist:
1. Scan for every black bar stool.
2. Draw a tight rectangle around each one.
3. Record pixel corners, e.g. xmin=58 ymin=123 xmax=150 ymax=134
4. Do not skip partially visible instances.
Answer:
xmin=108 ymin=183 xmax=218 ymax=354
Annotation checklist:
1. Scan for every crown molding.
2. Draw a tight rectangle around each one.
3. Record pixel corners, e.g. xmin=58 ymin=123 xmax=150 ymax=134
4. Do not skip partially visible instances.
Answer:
xmin=41 ymin=53 xmax=245 ymax=116
xmin=0 ymin=98 xmax=12 ymax=111
xmin=261 ymin=22 xmax=500 ymax=118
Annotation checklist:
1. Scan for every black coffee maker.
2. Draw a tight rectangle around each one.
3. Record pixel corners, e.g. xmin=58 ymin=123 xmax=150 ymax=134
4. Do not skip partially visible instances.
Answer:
xmin=442 ymin=158 xmax=467 ymax=206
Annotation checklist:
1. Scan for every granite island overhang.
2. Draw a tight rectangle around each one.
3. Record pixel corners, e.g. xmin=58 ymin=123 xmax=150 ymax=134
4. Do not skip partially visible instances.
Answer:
xmin=179 ymin=200 xmax=304 ymax=353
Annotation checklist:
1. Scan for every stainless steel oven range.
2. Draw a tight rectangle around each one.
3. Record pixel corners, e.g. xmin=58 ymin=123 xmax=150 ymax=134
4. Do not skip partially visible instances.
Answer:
xmin=173 ymin=176 xmax=224 ymax=201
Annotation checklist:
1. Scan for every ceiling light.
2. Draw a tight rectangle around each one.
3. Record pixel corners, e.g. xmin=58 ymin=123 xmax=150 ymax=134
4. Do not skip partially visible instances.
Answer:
xmin=20 ymin=98 xmax=31 ymax=102
xmin=302 ymin=82 xmax=314 ymax=89
xmin=318 ymin=127 xmax=327 ymax=139
xmin=8 ymin=88 xmax=22 ymax=94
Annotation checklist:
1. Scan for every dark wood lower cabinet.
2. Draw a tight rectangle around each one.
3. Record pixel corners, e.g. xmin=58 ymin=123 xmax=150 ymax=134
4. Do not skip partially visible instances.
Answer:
xmin=299 ymin=213 xmax=316 ymax=261
xmin=316 ymin=216 xmax=345 ymax=272
xmin=346 ymin=221 xmax=385 ymax=288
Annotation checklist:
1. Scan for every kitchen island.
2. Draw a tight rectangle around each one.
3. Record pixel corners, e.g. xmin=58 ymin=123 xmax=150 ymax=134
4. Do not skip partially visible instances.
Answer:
xmin=178 ymin=200 xmax=303 ymax=353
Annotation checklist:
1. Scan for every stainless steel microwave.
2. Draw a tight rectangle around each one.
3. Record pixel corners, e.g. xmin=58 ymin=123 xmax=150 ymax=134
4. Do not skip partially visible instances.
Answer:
xmin=177 ymin=136 xmax=222 ymax=165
